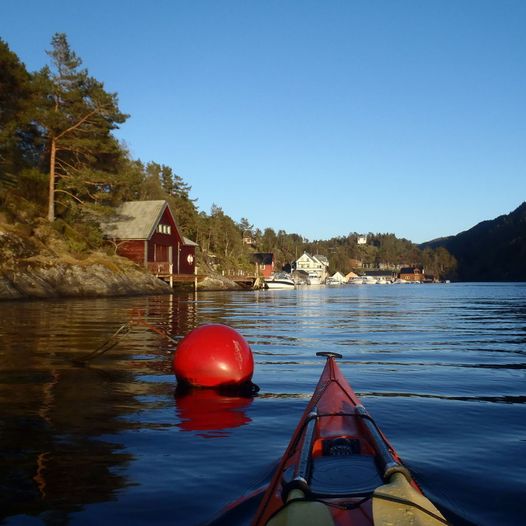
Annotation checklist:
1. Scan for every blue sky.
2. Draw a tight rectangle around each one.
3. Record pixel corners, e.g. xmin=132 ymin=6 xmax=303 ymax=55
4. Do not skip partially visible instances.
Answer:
xmin=2 ymin=1 xmax=525 ymax=243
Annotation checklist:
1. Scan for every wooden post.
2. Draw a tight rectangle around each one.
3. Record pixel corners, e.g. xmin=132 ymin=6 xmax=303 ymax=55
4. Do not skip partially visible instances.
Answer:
xmin=177 ymin=242 xmax=181 ymax=274
xmin=194 ymin=265 xmax=198 ymax=292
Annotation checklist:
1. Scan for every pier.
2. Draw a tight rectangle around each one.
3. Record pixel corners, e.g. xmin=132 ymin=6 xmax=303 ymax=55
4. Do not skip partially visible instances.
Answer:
xmin=147 ymin=262 xmax=202 ymax=289
xmin=147 ymin=263 xmax=260 ymax=290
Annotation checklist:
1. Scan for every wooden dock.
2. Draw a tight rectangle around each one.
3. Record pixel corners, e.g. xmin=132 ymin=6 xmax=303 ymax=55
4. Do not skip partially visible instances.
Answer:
xmin=147 ymin=262 xmax=202 ymax=289
xmin=227 ymin=275 xmax=258 ymax=289
xmin=147 ymin=263 xmax=260 ymax=290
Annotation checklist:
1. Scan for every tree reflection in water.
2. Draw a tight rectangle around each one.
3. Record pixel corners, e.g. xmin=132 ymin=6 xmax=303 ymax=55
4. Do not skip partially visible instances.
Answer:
xmin=0 ymin=293 xmax=198 ymax=523
xmin=0 ymin=366 xmax=135 ymax=522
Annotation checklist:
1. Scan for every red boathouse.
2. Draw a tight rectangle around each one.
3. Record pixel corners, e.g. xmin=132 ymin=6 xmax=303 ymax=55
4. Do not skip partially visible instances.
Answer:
xmin=103 ymin=200 xmax=197 ymax=279
xmin=252 ymin=252 xmax=274 ymax=278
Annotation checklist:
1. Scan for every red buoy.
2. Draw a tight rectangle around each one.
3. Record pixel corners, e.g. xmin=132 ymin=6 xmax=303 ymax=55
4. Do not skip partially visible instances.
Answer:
xmin=173 ymin=324 xmax=254 ymax=388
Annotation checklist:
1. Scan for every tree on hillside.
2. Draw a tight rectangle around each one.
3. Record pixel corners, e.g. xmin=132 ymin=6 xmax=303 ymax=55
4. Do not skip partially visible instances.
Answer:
xmin=328 ymin=245 xmax=352 ymax=274
xmin=259 ymin=228 xmax=278 ymax=253
xmin=199 ymin=204 xmax=252 ymax=272
xmin=139 ymin=161 xmax=165 ymax=199
xmin=158 ymin=164 xmax=199 ymax=237
xmin=0 ymin=39 xmax=40 ymax=188
xmin=421 ymin=247 xmax=457 ymax=280
xmin=0 ymin=39 xmax=50 ymax=221
xmin=159 ymin=164 xmax=194 ymax=201
xmin=36 ymin=33 xmax=128 ymax=222
xmin=109 ymin=156 xmax=147 ymax=203
xmin=237 ymin=217 xmax=253 ymax=237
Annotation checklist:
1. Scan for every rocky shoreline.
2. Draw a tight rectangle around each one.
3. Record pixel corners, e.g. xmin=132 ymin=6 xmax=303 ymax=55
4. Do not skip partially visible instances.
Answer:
xmin=0 ymin=223 xmax=245 ymax=301
xmin=0 ymin=264 xmax=246 ymax=301
xmin=0 ymin=263 xmax=170 ymax=301
xmin=0 ymin=263 xmax=247 ymax=301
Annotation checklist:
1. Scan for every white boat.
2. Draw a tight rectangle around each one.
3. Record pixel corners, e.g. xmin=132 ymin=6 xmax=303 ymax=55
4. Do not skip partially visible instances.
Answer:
xmin=265 ymin=273 xmax=296 ymax=289
xmin=349 ymin=275 xmax=377 ymax=285
xmin=307 ymin=273 xmax=322 ymax=285
xmin=325 ymin=277 xmax=342 ymax=286
xmin=349 ymin=276 xmax=365 ymax=285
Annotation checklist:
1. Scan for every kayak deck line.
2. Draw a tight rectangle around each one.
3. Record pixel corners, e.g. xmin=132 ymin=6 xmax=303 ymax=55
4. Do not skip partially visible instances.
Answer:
xmin=277 ymin=409 xmax=411 ymax=503
xmin=252 ymin=353 xmax=450 ymax=526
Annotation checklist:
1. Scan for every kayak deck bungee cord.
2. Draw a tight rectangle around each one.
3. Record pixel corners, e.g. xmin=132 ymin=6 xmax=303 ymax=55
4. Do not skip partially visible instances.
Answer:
xmin=252 ymin=352 xmax=449 ymax=526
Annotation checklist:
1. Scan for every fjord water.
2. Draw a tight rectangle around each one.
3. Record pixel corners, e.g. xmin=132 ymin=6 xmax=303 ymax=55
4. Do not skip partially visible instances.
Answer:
xmin=1 ymin=283 xmax=525 ymax=526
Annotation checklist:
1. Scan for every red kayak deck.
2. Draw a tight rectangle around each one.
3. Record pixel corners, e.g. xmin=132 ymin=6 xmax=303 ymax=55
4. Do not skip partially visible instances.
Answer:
xmin=252 ymin=353 xmax=446 ymax=526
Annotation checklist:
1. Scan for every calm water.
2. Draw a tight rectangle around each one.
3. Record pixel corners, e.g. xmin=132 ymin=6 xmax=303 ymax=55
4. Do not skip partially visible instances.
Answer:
xmin=1 ymin=283 xmax=525 ymax=526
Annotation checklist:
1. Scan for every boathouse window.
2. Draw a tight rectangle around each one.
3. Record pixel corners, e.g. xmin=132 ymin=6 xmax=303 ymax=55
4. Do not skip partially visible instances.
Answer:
xmin=157 ymin=224 xmax=171 ymax=234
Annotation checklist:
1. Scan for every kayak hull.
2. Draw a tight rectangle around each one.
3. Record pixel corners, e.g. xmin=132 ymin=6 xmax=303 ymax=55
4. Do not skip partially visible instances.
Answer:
xmin=252 ymin=354 xmax=447 ymax=526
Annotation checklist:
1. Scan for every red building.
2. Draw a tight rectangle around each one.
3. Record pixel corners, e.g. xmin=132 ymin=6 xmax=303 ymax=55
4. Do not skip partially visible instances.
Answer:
xmin=103 ymin=200 xmax=197 ymax=277
xmin=252 ymin=253 xmax=274 ymax=278
xmin=399 ymin=267 xmax=424 ymax=282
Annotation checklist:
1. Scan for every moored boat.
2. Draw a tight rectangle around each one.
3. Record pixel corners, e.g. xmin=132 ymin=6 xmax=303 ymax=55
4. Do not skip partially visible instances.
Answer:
xmin=252 ymin=353 xmax=448 ymax=526
xmin=349 ymin=276 xmax=365 ymax=285
xmin=307 ymin=273 xmax=322 ymax=285
xmin=265 ymin=273 xmax=296 ymax=290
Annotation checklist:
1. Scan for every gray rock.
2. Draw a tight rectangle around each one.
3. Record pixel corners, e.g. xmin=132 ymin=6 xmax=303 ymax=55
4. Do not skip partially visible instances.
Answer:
xmin=0 ymin=264 xmax=171 ymax=301
xmin=196 ymin=275 xmax=243 ymax=291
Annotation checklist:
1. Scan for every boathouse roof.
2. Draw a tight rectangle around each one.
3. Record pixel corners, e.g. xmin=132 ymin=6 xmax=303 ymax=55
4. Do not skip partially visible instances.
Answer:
xmin=102 ymin=200 xmax=167 ymax=240
xmin=102 ymin=200 xmax=197 ymax=246
xmin=183 ymin=237 xmax=198 ymax=246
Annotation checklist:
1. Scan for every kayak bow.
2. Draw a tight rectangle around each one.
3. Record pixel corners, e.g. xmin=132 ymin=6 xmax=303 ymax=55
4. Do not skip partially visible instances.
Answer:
xmin=252 ymin=352 xmax=448 ymax=526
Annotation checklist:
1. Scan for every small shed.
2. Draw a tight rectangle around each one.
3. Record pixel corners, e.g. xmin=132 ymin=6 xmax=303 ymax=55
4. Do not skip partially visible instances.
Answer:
xmin=103 ymin=200 xmax=196 ymax=276
xmin=252 ymin=252 xmax=274 ymax=278
xmin=330 ymin=271 xmax=347 ymax=283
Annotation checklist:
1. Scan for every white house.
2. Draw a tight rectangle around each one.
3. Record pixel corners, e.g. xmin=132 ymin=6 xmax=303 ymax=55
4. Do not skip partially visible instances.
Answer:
xmin=294 ymin=252 xmax=330 ymax=284
xmin=357 ymin=235 xmax=367 ymax=245
xmin=330 ymin=271 xmax=347 ymax=284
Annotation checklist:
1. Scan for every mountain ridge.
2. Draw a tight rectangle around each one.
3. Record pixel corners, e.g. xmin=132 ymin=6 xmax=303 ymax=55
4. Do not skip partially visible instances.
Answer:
xmin=421 ymin=202 xmax=526 ymax=281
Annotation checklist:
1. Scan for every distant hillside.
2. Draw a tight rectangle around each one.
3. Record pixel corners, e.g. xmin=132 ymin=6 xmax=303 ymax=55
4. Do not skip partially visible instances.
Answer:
xmin=421 ymin=202 xmax=526 ymax=281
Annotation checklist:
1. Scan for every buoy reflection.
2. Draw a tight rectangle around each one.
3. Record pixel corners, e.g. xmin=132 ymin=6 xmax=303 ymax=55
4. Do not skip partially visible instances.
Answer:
xmin=174 ymin=384 xmax=256 ymax=439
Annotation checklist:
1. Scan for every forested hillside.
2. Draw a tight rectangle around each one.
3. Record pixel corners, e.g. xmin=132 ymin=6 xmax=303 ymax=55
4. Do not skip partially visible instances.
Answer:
xmin=1 ymin=34 xmax=456 ymax=279
xmin=421 ymin=203 xmax=526 ymax=281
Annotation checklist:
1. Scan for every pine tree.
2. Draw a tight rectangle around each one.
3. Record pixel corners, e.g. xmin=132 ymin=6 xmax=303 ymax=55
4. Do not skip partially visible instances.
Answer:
xmin=35 ymin=33 xmax=128 ymax=221
xmin=159 ymin=164 xmax=174 ymax=195
xmin=0 ymin=39 xmax=39 ymax=187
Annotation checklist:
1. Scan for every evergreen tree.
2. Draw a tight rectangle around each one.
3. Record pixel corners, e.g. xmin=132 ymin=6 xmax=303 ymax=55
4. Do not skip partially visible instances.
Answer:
xmin=0 ymin=39 xmax=40 ymax=186
xmin=174 ymin=172 xmax=193 ymax=200
xmin=140 ymin=161 xmax=165 ymax=199
xmin=35 ymin=33 xmax=128 ymax=221
xmin=237 ymin=217 xmax=253 ymax=236
xmin=110 ymin=156 xmax=148 ymax=204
